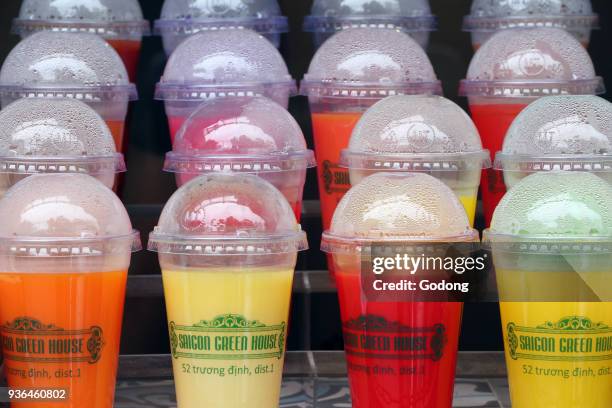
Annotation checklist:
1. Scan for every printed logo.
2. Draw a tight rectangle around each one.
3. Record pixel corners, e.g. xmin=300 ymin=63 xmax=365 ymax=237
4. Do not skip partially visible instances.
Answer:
xmin=169 ymin=314 xmax=285 ymax=360
xmin=0 ymin=317 xmax=104 ymax=364
xmin=322 ymin=160 xmax=351 ymax=195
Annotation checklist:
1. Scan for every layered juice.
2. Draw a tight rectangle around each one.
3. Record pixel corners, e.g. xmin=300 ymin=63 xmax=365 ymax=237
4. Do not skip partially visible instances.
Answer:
xmin=107 ymin=39 xmax=142 ymax=83
xmin=0 ymin=270 xmax=127 ymax=408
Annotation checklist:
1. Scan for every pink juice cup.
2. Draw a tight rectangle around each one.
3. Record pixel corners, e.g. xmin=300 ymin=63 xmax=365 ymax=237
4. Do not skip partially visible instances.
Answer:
xmin=155 ymin=29 xmax=295 ymax=144
xmin=12 ymin=0 xmax=150 ymax=82
xmin=0 ymin=31 xmax=138 ymax=156
xmin=459 ymin=27 xmax=605 ymax=227
xmin=155 ymin=0 xmax=288 ymax=55
xmin=163 ymin=96 xmax=315 ymax=221
xmin=303 ymin=0 xmax=436 ymax=50
xmin=463 ymin=0 xmax=598 ymax=51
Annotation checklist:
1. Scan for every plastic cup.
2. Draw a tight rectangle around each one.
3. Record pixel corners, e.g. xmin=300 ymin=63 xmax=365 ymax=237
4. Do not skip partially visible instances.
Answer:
xmin=0 ymin=98 xmax=126 ymax=197
xmin=13 ymin=0 xmax=149 ymax=82
xmin=163 ymin=96 xmax=315 ymax=221
xmin=0 ymin=31 xmax=138 ymax=157
xmin=155 ymin=29 xmax=295 ymax=144
xmin=321 ymin=172 xmax=478 ymax=408
xmin=495 ymin=95 xmax=612 ymax=190
xmin=463 ymin=0 xmax=598 ymax=51
xmin=484 ymin=171 xmax=612 ymax=408
xmin=148 ymin=173 xmax=307 ymax=408
xmin=341 ymin=95 xmax=490 ymax=226
xmin=155 ymin=0 xmax=288 ymax=55
xmin=460 ymin=27 xmax=605 ymax=227
xmin=0 ymin=173 xmax=141 ymax=408
xmin=303 ymin=0 xmax=436 ymax=49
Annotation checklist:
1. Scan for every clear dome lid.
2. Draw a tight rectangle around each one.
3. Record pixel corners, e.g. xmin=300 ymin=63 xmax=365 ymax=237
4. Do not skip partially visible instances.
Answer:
xmin=13 ymin=0 xmax=149 ymax=39
xmin=0 ymin=173 xmax=140 ymax=257
xmin=341 ymin=95 xmax=490 ymax=171
xmin=304 ymin=0 xmax=436 ymax=33
xmin=464 ymin=0 xmax=598 ymax=33
xmin=155 ymin=0 xmax=288 ymax=36
xmin=301 ymin=27 xmax=441 ymax=99
xmin=321 ymin=172 xmax=478 ymax=253
xmin=496 ymin=95 xmax=612 ymax=173
xmin=155 ymin=29 xmax=294 ymax=101
xmin=460 ymin=27 xmax=604 ymax=98
xmin=0 ymin=31 xmax=137 ymax=101
xmin=0 ymin=98 xmax=124 ymax=177
xmin=148 ymin=173 xmax=308 ymax=255
xmin=165 ymin=96 xmax=315 ymax=174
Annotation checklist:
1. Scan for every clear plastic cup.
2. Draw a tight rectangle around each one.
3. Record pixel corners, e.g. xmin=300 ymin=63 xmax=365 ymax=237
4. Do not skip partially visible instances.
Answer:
xmin=148 ymin=173 xmax=307 ymax=408
xmin=163 ymin=96 xmax=315 ymax=221
xmin=341 ymin=95 xmax=490 ymax=226
xmin=0 ymin=98 xmax=125 ymax=197
xmin=484 ymin=171 xmax=612 ymax=408
xmin=463 ymin=0 xmax=598 ymax=50
xmin=496 ymin=95 xmax=612 ymax=191
xmin=301 ymin=27 xmax=441 ymax=236
xmin=322 ymin=172 xmax=478 ymax=408
xmin=304 ymin=0 xmax=436 ymax=49
xmin=459 ymin=27 xmax=605 ymax=227
xmin=155 ymin=0 xmax=288 ymax=55
xmin=155 ymin=29 xmax=295 ymax=143
xmin=13 ymin=0 xmax=150 ymax=81
xmin=0 ymin=31 xmax=138 ymax=156
xmin=0 ymin=173 xmax=141 ymax=408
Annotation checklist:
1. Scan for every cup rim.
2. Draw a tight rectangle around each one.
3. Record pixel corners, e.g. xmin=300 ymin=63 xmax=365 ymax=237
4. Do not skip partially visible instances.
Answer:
xmin=300 ymin=79 xmax=443 ymax=99
xmin=459 ymin=78 xmax=606 ymax=98
xmin=483 ymin=229 xmax=612 ymax=254
xmin=463 ymin=13 xmax=599 ymax=33
xmin=0 ymin=153 xmax=126 ymax=175
xmin=12 ymin=18 xmax=151 ymax=38
xmin=303 ymin=14 xmax=437 ymax=33
xmin=495 ymin=152 xmax=612 ymax=172
xmin=154 ymin=15 xmax=289 ymax=35
xmin=155 ymin=80 xmax=296 ymax=101
xmin=0 ymin=84 xmax=139 ymax=101
xmin=340 ymin=149 xmax=491 ymax=171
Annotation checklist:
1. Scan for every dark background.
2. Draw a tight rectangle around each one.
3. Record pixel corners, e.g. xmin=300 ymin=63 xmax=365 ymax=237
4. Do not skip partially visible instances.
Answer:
xmin=0 ymin=0 xmax=611 ymax=355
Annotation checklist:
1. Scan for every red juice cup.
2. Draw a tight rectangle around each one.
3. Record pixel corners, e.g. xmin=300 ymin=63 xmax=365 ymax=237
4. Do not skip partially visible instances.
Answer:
xmin=321 ymin=172 xmax=479 ymax=408
xmin=341 ymin=95 xmax=490 ymax=227
xmin=495 ymin=95 xmax=612 ymax=189
xmin=0 ymin=31 xmax=138 ymax=157
xmin=459 ymin=27 xmax=604 ymax=227
xmin=155 ymin=29 xmax=295 ymax=144
xmin=155 ymin=0 xmax=288 ymax=55
xmin=301 ymin=27 xmax=441 ymax=273
xmin=163 ymin=96 xmax=315 ymax=221
xmin=463 ymin=0 xmax=598 ymax=51
xmin=12 ymin=0 xmax=149 ymax=82
xmin=303 ymin=0 xmax=436 ymax=50
xmin=0 ymin=98 xmax=126 ymax=197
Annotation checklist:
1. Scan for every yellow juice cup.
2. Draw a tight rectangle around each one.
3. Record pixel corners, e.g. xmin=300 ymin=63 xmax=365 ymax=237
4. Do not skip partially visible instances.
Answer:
xmin=149 ymin=173 xmax=308 ymax=408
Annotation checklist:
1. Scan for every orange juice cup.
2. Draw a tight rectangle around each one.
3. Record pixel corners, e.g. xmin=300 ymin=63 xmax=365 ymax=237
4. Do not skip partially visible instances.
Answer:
xmin=163 ymin=96 xmax=315 ymax=222
xmin=155 ymin=29 xmax=295 ymax=144
xmin=13 ymin=0 xmax=149 ymax=82
xmin=155 ymin=0 xmax=288 ymax=55
xmin=459 ymin=27 xmax=605 ymax=227
xmin=0 ymin=173 xmax=141 ymax=408
xmin=0 ymin=32 xmax=138 ymax=156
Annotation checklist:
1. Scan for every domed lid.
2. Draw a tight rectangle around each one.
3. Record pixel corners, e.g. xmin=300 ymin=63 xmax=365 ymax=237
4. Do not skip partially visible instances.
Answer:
xmin=302 ymin=28 xmax=441 ymax=98
xmin=165 ymin=96 xmax=314 ymax=174
xmin=0 ymin=98 xmax=125 ymax=176
xmin=341 ymin=95 xmax=489 ymax=171
xmin=464 ymin=0 xmax=597 ymax=33
xmin=155 ymin=29 xmax=294 ymax=101
xmin=13 ymin=0 xmax=149 ymax=39
xmin=0 ymin=31 xmax=137 ymax=101
xmin=496 ymin=95 xmax=612 ymax=173
xmin=304 ymin=0 xmax=435 ymax=34
xmin=0 ymin=173 xmax=140 ymax=257
xmin=460 ymin=27 xmax=604 ymax=97
xmin=148 ymin=173 xmax=308 ymax=255
xmin=321 ymin=172 xmax=477 ymax=253
xmin=155 ymin=0 xmax=288 ymax=36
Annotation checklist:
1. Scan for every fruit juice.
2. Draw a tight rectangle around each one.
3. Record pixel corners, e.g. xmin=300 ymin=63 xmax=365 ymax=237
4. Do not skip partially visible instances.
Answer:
xmin=335 ymin=268 xmax=462 ymax=408
xmin=500 ymin=302 xmax=612 ymax=408
xmin=162 ymin=267 xmax=293 ymax=408
xmin=107 ymin=39 xmax=142 ymax=83
xmin=169 ymin=116 xmax=187 ymax=144
xmin=0 ymin=270 xmax=127 ymax=408
xmin=469 ymin=103 xmax=529 ymax=226
xmin=459 ymin=195 xmax=478 ymax=227
xmin=105 ymin=120 xmax=126 ymax=153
